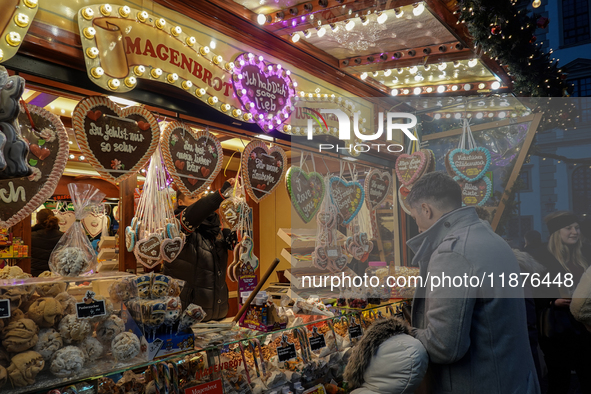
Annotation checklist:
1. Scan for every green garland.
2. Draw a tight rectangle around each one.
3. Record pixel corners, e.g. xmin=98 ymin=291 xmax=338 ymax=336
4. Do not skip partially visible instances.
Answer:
xmin=457 ymin=0 xmax=566 ymax=97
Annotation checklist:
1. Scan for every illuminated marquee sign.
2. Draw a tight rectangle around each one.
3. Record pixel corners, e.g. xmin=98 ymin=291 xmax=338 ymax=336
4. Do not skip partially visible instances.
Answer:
xmin=0 ymin=0 xmax=38 ymax=63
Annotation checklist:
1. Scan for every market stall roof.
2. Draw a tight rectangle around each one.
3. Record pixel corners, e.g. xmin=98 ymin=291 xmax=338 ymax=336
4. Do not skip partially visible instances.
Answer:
xmin=216 ymin=0 xmax=513 ymax=98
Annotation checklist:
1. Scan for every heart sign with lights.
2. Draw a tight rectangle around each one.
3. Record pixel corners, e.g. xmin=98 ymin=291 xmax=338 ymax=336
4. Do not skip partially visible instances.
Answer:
xmin=72 ymin=96 xmax=160 ymax=184
xmin=364 ymin=169 xmax=392 ymax=210
xmin=0 ymin=104 xmax=69 ymax=229
xmin=232 ymin=52 xmax=296 ymax=133
xmin=242 ymin=140 xmax=287 ymax=203
xmin=161 ymin=122 xmax=223 ymax=197
xmin=329 ymin=177 xmax=365 ymax=225
xmin=449 ymin=147 xmax=491 ymax=182
xmin=285 ymin=166 xmax=325 ymax=223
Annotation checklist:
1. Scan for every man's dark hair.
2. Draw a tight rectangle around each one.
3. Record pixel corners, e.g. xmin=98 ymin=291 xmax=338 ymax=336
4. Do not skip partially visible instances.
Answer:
xmin=524 ymin=230 xmax=542 ymax=246
xmin=406 ymin=171 xmax=462 ymax=211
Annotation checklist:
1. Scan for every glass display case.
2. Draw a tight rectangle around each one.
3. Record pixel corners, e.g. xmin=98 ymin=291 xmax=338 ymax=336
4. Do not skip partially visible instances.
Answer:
xmin=0 ymin=297 xmax=408 ymax=393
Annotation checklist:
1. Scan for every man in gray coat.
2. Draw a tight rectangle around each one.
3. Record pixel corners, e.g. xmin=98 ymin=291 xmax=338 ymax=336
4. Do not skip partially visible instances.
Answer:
xmin=406 ymin=172 xmax=540 ymax=394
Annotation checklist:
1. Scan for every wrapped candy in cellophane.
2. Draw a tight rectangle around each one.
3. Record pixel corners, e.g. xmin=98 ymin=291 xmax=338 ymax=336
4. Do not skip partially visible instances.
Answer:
xmin=49 ymin=183 xmax=105 ymax=276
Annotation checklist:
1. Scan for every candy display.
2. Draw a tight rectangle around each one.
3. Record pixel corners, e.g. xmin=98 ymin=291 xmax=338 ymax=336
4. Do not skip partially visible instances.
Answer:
xmin=49 ymin=183 xmax=105 ymax=276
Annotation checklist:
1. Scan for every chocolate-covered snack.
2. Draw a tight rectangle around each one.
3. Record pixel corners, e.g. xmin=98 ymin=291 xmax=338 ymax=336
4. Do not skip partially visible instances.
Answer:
xmin=111 ymin=332 xmax=141 ymax=362
xmin=55 ymin=292 xmax=77 ymax=315
xmin=26 ymin=298 xmax=64 ymax=328
xmin=1 ymin=319 xmax=39 ymax=353
xmin=6 ymin=351 xmax=44 ymax=387
xmin=53 ymin=247 xmax=89 ymax=276
xmin=36 ymin=271 xmax=68 ymax=297
xmin=79 ymin=337 xmax=104 ymax=361
xmin=50 ymin=346 xmax=85 ymax=378
xmin=0 ymin=347 xmax=8 ymax=368
xmin=33 ymin=328 xmax=63 ymax=362
xmin=0 ymin=364 xmax=6 ymax=389
xmin=58 ymin=315 xmax=92 ymax=344
xmin=96 ymin=315 xmax=125 ymax=345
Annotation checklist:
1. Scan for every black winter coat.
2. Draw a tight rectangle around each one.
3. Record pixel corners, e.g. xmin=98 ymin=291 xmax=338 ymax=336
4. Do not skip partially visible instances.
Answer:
xmin=163 ymin=188 xmax=232 ymax=322
xmin=31 ymin=225 xmax=63 ymax=277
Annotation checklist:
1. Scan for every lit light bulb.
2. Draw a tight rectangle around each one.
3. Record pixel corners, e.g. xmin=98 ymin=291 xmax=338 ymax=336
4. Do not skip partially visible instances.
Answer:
xmin=395 ymin=8 xmax=404 ymax=18
xmin=304 ymin=30 xmax=312 ymax=38
xmin=384 ymin=69 xmax=392 ymax=76
xmin=468 ymin=58 xmax=478 ymax=67
xmin=414 ymin=73 xmax=424 ymax=82
xmin=498 ymin=111 xmax=506 ymax=118
xmin=491 ymin=81 xmax=501 ymax=89
xmin=345 ymin=19 xmax=355 ymax=31
xmin=413 ymin=87 xmax=422 ymax=95
xmin=409 ymin=66 xmax=418 ymax=74
xmin=451 ymin=85 xmax=458 ymax=91
xmin=317 ymin=26 xmax=326 ymax=37
xmin=532 ymin=0 xmax=541 ymax=8
xmin=463 ymin=84 xmax=471 ymax=91
xmin=377 ymin=12 xmax=388 ymax=24
xmin=360 ymin=72 xmax=368 ymax=80
xmin=478 ymin=83 xmax=486 ymax=89
xmin=437 ymin=85 xmax=446 ymax=93
xmin=413 ymin=3 xmax=425 ymax=16
xmin=257 ymin=14 xmax=266 ymax=25
xmin=426 ymin=87 xmax=433 ymax=93
xmin=434 ymin=113 xmax=441 ymax=120
xmin=438 ymin=63 xmax=447 ymax=71
xmin=330 ymin=23 xmax=340 ymax=32
xmin=391 ymin=89 xmax=399 ymax=96
xmin=476 ymin=112 xmax=483 ymax=119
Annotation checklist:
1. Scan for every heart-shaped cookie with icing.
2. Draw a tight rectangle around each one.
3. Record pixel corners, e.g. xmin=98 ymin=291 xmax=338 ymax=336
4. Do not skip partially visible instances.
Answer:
xmin=82 ymin=213 xmax=104 ymax=238
xmin=161 ymin=122 xmax=223 ymax=197
xmin=242 ymin=140 xmax=287 ymax=203
xmin=449 ymin=147 xmax=491 ymax=182
xmin=72 ymin=96 xmax=160 ymax=184
xmin=55 ymin=211 xmax=76 ymax=233
xmin=161 ymin=237 xmax=184 ymax=262
xmin=220 ymin=198 xmax=250 ymax=231
xmin=364 ymin=169 xmax=392 ymax=210
xmin=395 ymin=151 xmax=427 ymax=186
xmin=329 ymin=177 xmax=365 ymax=225
xmin=135 ymin=234 xmax=162 ymax=260
xmin=454 ymin=176 xmax=492 ymax=206
xmin=285 ymin=166 xmax=325 ymax=223
xmin=0 ymin=104 xmax=68 ymax=228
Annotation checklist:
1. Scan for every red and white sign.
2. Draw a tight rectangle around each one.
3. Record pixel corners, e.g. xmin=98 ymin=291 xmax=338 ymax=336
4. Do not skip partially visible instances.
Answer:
xmin=184 ymin=379 xmax=223 ymax=394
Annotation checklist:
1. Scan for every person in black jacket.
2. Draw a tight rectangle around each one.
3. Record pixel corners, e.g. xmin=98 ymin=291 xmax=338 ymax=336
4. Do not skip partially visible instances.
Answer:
xmin=31 ymin=209 xmax=63 ymax=276
xmin=528 ymin=212 xmax=591 ymax=394
xmin=164 ymin=179 xmax=235 ymax=321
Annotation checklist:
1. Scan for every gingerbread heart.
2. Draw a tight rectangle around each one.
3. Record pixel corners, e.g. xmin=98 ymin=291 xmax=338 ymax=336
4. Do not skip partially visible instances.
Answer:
xmin=312 ymin=251 xmax=329 ymax=270
xmin=72 ymin=96 xmax=160 ymax=184
xmin=454 ymin=176 xmax=492 ymax=206
xmin=161 ymin=122 xmax=223 ymax=197
xmin=286 ymin=166 xmax=325 ymax=223
xmin=449 ymin=147 xmax=491 ymax=182
xmin=220 ymin=198 xmax=249 ymax=231
xmin=135 ymin=234 xmax=162 ymax=260
xmin=55 ymin=211 xmax=76 ymax=233
xmin=398 ymin=185 xmax=412 ymax=215
xmin=364 ymin=169 xmax=392 ymax=210
xmin=330 ymin=254 xmax=348 ymax=272
xmin=0 ymin=104 xmax=69 ymax=228
xmin=242 ymin=141 xmax=287 ymax=203
xmin=82 ymin=213 xmax=104 ymax=238
xmin=329 ymin=177 xmax=365 ymax=225
xmin=395 ymin=151 xmax=427 ymax=186
xmin=161 ymin=237 xmax=184 ymax=262
xmin=134 ymin=250 xmax=161 ymax=269
xmin=232 ymin=52 xmax=296 ymax=133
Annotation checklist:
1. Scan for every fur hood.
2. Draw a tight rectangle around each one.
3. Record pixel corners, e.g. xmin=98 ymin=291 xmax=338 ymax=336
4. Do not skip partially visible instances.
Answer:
xmin=344 ymin=317 xmax=428 ymax=394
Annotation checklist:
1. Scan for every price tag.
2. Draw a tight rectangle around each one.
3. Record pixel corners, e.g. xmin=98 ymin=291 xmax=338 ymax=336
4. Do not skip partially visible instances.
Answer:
xmin=277 ymin=343 xmax=297 ymax=362
xmin=348 ymin=325 xmax=363 ymax=339
xmin=76 ymin=300 xmax=107 ymax=319
xmin=0 ymin=299 xmax=10 ymax=319
xmin=327 ymin=249 xmax=338 ymax=257
xmin=309 ymin=334 xmax=327 ymax=351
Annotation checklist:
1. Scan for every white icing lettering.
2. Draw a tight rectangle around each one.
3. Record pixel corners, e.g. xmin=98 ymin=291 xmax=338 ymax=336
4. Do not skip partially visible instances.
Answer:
xmin=0 ymin=182 xmax=26 ymax=203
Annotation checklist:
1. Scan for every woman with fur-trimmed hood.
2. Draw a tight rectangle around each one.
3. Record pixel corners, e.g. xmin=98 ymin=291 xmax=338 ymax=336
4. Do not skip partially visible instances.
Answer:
xmin=344 ymin=317 xmax=428 ymax=394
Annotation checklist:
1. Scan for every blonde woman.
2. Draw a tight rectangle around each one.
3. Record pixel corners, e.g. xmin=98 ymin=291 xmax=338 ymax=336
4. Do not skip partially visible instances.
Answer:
xmin=535 ymin=211 xmax=591 ymax=394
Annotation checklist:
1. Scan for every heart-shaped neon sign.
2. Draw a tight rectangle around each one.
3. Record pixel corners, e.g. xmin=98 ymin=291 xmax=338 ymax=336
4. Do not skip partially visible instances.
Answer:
xmin=232 ymin=52 xmax=296 ymax=133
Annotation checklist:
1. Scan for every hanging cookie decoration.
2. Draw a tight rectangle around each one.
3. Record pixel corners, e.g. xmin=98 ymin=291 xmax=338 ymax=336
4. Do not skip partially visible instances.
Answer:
xmin=130 ymin=149 xmax=184 ymax=269
xmin=241 ymin=140 xmax=286 ymax=203
xmin=446 ymin=119 xmax=492 ymax=206
xmin=72 ymin=96 xmax=160 ymax=184
xmin=55 ymin=209 xmax=76 ymax=233
xmin=286 ymin=161 xmax=325 ymax=224
xmin=329 ymin=176 xmax=365 ymax=225
xmin=161 ymin=122 xmax=223 ymax=197
xmin=82 ymin=213 xmax=105 ymax=238
xmin=0 ymin=100 xmax=68 ymax=229
xmin=364 ymin=169 xmax=392 ymax=211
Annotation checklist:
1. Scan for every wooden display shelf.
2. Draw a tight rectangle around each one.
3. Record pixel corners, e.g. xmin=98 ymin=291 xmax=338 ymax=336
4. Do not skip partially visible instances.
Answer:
xmin=277 ymin=228 xmax=347 ymax=248
xmin=98 ymin=236 xmax=117 ymax=249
